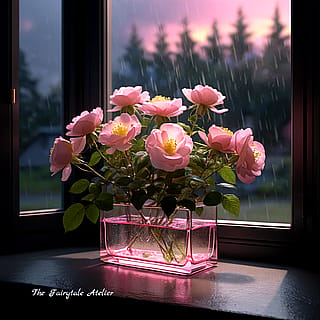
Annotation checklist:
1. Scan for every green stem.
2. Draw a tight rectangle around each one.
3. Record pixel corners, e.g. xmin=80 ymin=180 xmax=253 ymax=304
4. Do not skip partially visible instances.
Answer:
xmin=128 ymin=209 xmax=185 ymax=263
xmin=124 ymin=150 xmax=134 ymax=177
xmin=78 ymin=161 xmax=108 ymax=182
xmin=149 ymin=228 xmax=170 ymax=257
xmin=93 ymin=140 xmax=115 ymax=168
xmin=167 ymin=231 xmax=186 ymax=260
xmin=156 ymin=173 xmax=172 ymax=206
xmin=202 ymin=153 xmax=239 ymax=182
xmin=189 ymin=111 xmax=199 ymax=136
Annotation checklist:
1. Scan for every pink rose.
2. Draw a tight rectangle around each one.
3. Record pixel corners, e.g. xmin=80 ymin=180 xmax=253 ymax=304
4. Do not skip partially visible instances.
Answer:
xmin=145 ymin=123 xmax=193 ymax=172
xmin=138 ymin=96 xmax=186 ymax=118
xmin=50 ymin=136 xmax=86 ymax=181
xmin=66 ymin=107 xmax=103 ymax=137
xmin=232 ymin=128 xmax=266 ymax=183
xmin=109 ymin=86 xmax=150 ymax=112
xmin=98 ymin=113 xmax=141 ymax=154
xmin=182 ymin=85 xmax=228 ymax=114
xmin=198 ymin=125 xmax=235 ymax=153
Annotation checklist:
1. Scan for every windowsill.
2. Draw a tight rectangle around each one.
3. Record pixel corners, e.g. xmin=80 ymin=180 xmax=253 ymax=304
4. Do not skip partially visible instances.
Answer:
xmin=0 ymin=247 xmax=319 ymax=318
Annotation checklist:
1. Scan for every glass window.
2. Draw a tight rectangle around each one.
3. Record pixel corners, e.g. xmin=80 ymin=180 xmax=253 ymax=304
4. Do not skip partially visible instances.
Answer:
xmin=19 ymin=0 xmax=62 ymax=212
xmin=111 ymin=0 xmax=291 ymax=224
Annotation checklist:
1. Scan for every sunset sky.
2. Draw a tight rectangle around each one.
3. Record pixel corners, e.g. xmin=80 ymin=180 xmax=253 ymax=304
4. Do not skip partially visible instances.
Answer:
xmin=112 ymin=0 xmax=291 ymax=64
xmin=18 ymin=0 xmax=291 ymax=92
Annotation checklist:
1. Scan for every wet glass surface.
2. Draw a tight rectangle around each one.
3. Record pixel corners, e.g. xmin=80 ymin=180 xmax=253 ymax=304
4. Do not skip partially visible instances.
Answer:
xmin=111 ymin=0 xmax=291 ymax=223
xmin=19 ymin=0 xmax=62 ymax=212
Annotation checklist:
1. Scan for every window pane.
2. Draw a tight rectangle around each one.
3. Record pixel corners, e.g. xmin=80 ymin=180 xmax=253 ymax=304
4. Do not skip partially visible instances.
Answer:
xmin=19 ymin=0 xmax=62 ymax=212
xmin=111 ymin=0 xmax=291 ymax=223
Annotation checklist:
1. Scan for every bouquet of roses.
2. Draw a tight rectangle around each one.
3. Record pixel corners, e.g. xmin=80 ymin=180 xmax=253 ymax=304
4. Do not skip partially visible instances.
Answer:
xmin=49 ymin=85 xmax=265 ymax=232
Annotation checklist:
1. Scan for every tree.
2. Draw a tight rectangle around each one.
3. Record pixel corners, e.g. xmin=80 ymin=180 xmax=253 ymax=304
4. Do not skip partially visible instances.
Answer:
xmin=222 ymin=8 xmax=257 ymax=130
xmin=229 ymin=8 xmax=252 ymax=63
xmin=263 ymin=5 xmax=290 ymax=73
xmin=122 ymin=24 xmax=149 ymax=87
xmin=175 ymin=17 xmax=203 ymax=89
xmin=152 ymin=24 xmax=174 ymax=96
xmin=202 ymin=20 xmax=229 ymax=100
xmin=19 ymin=50 xmax=62 ymax=151
xmin=203 ymin=20 xmax=224 ymax=65
xmin=255 ymin=5 xmax=291 ymax=147
xmin=44 ymin=82 xmax=62 ymax=127
xmin=19 ymin=50 xmax=42 ymax=150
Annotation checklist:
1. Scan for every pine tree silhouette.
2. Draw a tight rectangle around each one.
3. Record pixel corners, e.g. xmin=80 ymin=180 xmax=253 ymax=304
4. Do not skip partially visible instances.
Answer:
xmin=203 ymin=20 xmax=224 ymax=65
xmin=229 ymin=8 xmax=252 ymax=63
xmin=175 ymin=17 xmax=203 ymax=88
xmin=152 ymin=24 xmax=174 ymax=96
xmin=264 ymin=5 xmax=290 ymax=73
xmin=123 ymin=24 xmax=149 ymax=86
xmin=19 ymin=50 xmax=62 ymax=151
xmin=19 ymin=50 xmax=42 ymax=150
xmin=255 ymin=5 xmax=291 ymax=147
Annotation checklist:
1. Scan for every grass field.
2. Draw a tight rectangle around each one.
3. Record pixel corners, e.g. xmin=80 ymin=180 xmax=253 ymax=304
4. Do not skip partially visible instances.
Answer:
xmin=218 ymin=200 xmax=291 ymax=223
xmin=20 ymin=166 xmax=291 ymax=223
xmin=20 ymin=166 xmax=62 ymax=211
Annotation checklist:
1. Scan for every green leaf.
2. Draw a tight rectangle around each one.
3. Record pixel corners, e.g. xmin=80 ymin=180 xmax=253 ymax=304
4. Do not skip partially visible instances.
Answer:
xmin=131 ymin=137 xmax=145 ymax=152
xmin=218 ymin=166 xmax=236 ymax=185
xmin=131 ymin=189 xmax=148 ymax=211
xmin=170 ymin=168 xmax=186 ymax=178
xmin=203 ymin=191 xmax=222 ymax=206
xmin=177 ymin=199 xmax=196 ymax=212
xmin=81 ymin=193 xmax=96 ymax=202
xmin=222 ymin=194 xmax=240 ymax=216
xmin=160 ymin=196 xmax=177 ymax=217
xmin=166 ymin=183 xmax=183 ymax=195
xmin=128 ymin=179 xmax=145 ymax=190
xmin=205 ymin=176 xmax=215 ymax=186
xmin=115 ymin=176 xmax=131 ymax=186
xmin=154 ymin=177 xmax=165 ymax=191
xmin=191 ymin=176 xmax=205 ymax=184
xmin=177 ymin=122 xmax=191 ymax=134
xmin=88 ymin=151 xmax=101 ymax=167
xmin=88 ymin=182 xmax=102 ymax=195
xmin=136 ymin=155 xmax=151 ymax=172
xmin=104 ymin=169 xmax=114 ymax=181
xmin=216 ymin=182 xmax=237 ymax=189
xmin=146 ymin=185 xmax=156 ymax=197
xmin=189 ymin=176 xmax=205 ymax=188
xmin=136 ymin=167 xmax=150 ymax=179
xmin=95 ymin=192 xmax=113 ymax=211
xmin=63 ymin=203 xmax=85 ymax=232
xmin=69 ymin=179 xmax=90 ymax=194
xmin=188 ymin=114 xmax=197 ymax=124
xmin=121 ymin=105 xmax=135 ymax=115
xmin=189 ymin=155 xmax=204 ymax=167
xmin=140 ymin=117 xmax=151 ymax=128
xmin=85 ymin=204 xmax=99 ymax=224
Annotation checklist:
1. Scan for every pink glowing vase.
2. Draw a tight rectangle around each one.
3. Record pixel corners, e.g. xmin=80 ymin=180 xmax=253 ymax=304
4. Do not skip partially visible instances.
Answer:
xmin=100 ymin=204 xmax=218 ymax=275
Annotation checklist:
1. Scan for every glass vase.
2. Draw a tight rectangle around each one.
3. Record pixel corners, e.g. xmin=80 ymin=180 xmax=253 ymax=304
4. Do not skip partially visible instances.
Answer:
xmin=100 ymin=203 xmax=218 ymax=275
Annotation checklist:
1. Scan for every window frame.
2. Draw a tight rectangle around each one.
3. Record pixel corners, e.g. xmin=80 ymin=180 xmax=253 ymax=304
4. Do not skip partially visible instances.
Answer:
xmin=217 ymin=0 xmax=320 ymax=263
xmin=1 ymin=0 xmax=319 ymax=264
xmin=0 ymin=0 xmax=106 ymax=253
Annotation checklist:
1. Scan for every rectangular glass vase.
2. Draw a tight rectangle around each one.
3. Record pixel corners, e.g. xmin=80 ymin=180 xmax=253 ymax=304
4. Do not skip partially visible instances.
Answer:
xmin=100 ymin=204 xmax=218 ymax=275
